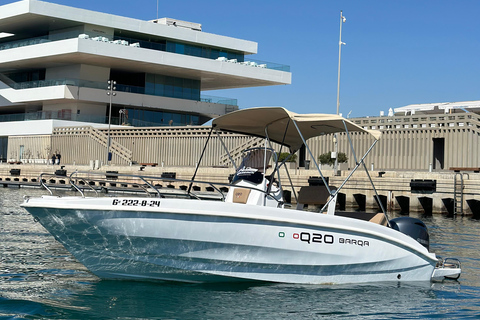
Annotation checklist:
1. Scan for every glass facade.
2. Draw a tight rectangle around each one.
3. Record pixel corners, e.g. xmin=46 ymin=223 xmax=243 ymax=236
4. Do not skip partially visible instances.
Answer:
xmin=113 ymin=33 xmax=244 ymax=62
xmin=113 ymin=72 xmax=204 ymax=126
xmin=0 ymin=109 xmax=201 ymax=127
xmin=4 ymin=69 xmax=45 ymax=83
xmin=0 ymin=31 xmax=289 ymax=71
xmin=165 ymin=41 xmax=244 ymax=61
xmin=113 ymin=106 xmax=200 ymax=127
xmin=0 ymin=137 xmax=7 ymax=161
xmin=5 ymin=69 xmax=202 ymax=102
xmin=145 ymin=74 xmax=200 ymax=100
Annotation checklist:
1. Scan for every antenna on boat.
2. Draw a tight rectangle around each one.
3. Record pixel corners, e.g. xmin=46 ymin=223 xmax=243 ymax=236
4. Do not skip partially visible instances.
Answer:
xmin=334 ymin=10 xmax=346 ymax=174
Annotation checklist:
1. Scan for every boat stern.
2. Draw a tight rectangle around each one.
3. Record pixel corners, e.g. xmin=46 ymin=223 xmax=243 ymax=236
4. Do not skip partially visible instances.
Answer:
xmin=432 ymin=257 xmax=461 ymax=281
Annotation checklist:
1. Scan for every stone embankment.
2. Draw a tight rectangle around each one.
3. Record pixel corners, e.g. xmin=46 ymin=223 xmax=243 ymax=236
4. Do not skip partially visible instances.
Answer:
xmin=1 ymin=163 xmax=479 ymax=217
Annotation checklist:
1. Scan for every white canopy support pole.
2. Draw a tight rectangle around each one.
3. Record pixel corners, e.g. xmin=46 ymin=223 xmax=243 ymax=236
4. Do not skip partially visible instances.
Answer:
xmin=341 ymin=120 xmax=390 ymax=223
xmin=263 ymin=137 xmax=268 ymax=176
xmin=266 ymin=136 xmax=283 ymax=191
xmin=283 ymin=164 xmax=298 ymax=203
xmin=216 ymin=130 xmax=238 ymax=171
xmin=291 ymin=119 xmax=333 ymax=196
xmin=263 ymin=136 xmax=268 ymax=206
xmin=265 ymin=121 xmax=291 ymax=202
xmin=262 ymin=126 xmax=272 ymax=206
xmin=361 ymin=157 xmax=390 ymax=225
xmin=320 ymin=139 xmax=378 ymax=212
xmin=342 ymin=120 xmax=359 ymax=164
xmin=326 ymin=190 xmax=337 ymax=215
xmin=188 ymin=127 xmax=213 ymax=194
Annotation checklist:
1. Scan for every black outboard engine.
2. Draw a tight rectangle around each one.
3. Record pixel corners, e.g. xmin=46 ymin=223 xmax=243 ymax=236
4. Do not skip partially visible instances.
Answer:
xmin=389 ymin=217 xmax=430 ymax=251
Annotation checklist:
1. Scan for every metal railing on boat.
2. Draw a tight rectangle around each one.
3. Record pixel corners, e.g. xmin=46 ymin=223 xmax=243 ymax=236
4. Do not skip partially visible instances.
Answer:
xmin=36 ymin=171 xmax=288 ymax=207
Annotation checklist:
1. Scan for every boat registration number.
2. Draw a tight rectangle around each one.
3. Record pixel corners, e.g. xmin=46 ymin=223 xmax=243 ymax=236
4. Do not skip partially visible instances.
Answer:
xmin=111 ymin=199 xmax=161 ymax=207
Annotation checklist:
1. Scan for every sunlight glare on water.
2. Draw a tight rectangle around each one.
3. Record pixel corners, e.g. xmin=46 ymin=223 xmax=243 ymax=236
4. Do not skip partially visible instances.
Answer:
xmin=1 ymin=188 xmax=479 ymax=319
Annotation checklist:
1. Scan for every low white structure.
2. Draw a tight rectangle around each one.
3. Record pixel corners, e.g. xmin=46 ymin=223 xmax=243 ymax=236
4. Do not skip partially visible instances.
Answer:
xmin=393 ymin=100 xmax=480 ymax=115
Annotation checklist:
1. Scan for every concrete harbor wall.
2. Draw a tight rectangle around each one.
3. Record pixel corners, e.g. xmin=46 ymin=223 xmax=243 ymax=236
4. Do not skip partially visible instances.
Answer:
xmin=2 ymin=163 xmax=479 ymax=217
xmin=6 ymin=112 xmax=479 ymax=171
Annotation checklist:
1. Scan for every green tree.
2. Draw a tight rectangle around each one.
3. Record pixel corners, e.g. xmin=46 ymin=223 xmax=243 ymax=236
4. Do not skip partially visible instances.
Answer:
xmin=318 ymin=151 xmax=348 ymax=166
xmin=278 ymin=152 xmax=297 ymax=163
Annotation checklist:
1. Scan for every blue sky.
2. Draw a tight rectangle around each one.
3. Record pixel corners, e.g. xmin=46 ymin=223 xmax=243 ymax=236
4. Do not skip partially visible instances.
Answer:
xmin=10 ymin=0 xmax=480 ymax=117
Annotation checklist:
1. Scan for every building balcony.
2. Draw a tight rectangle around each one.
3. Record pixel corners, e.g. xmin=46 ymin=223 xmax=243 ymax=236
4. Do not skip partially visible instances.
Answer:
xmin=0 ymin=32 xmax=290 ymax=72
xmin=0 ymin=110 xmax=203 ymax=128
xmin=7 ymin=78 xmax=238 ymax=107
xmin=0 ymin=33 xmax=291 ymax=90
xmin=0 ymin=78 xmax=239 ymax=121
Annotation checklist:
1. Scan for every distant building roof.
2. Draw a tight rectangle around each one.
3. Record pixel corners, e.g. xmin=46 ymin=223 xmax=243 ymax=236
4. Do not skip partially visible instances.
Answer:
xmin=394 ymin=100 xmax=480 ymax=115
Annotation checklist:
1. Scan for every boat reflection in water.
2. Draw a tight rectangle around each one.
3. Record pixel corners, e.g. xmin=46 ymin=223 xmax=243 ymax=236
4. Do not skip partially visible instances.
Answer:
xmin=22 ymin=107 xmax=461 ymax=284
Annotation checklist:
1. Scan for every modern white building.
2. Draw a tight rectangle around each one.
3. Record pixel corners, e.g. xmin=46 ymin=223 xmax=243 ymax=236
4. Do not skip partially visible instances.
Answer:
xmin=0 ymin=0 xmax=291 ymax=161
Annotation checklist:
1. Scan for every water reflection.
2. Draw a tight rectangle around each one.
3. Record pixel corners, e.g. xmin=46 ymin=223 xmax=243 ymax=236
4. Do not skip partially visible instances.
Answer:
xmin=1 ymin=188 xmax=479 ymax=319
xmin=3 ymin=280 xmax=465 ymax=319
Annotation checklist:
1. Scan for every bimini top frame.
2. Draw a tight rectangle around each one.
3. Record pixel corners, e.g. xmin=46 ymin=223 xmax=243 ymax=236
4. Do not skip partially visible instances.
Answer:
xmin=212 ymin=107 xmax=386 ymax=219
xmin=212 ymin=107 xmax=381 ymax=153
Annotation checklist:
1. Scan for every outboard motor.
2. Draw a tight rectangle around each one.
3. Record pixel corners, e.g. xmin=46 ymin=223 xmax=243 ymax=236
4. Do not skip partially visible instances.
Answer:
xmin=389 ymin=217 xmax=429 ymax=251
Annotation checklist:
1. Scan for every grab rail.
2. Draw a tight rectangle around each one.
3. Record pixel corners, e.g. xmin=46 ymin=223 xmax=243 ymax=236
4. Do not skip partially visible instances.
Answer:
xmin=37 ymin=170 xmax=285 ymax=206
xmin=39 ymin=172 xmax=101 ymax=197
xmin=39 ymin=173 xmax=54 ymax=196
xmin=69 ymin=171 xmax=229 ymax=200
xmin=436 ymin=257 xmax=461 ymax=280
xmin=70 ymin=175 xmax=99 ymax=197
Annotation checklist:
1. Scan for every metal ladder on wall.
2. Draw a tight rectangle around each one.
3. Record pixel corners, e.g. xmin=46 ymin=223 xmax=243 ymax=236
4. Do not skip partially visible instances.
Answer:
xmin=453 ymin=173 xmax=465 ymax=215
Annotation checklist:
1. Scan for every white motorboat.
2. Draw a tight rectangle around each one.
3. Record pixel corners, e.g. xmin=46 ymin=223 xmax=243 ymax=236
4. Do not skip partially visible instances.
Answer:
xmin=22 ymin=107 xmax=461 ymax=284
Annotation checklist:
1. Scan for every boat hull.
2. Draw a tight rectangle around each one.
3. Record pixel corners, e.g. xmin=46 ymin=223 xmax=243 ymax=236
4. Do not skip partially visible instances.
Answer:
xmin=23 ymin=196 xmax=437 ymax=284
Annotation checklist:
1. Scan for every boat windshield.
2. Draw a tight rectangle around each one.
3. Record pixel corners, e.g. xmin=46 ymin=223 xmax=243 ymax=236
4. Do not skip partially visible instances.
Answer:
xmin=231 ymin=168 xmax=264 ymax=185
xmin=239 ymin=148 xmax=273 ymax=171
xmin=231 ymin=148 xmax=273 ymax=185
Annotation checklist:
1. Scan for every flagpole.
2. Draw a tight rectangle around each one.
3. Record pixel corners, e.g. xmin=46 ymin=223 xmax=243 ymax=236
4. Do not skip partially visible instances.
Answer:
xmin=336 ymin=10 xmax=346 ymax=115
xmin=334 ymin=10 xmax=346 ymax=174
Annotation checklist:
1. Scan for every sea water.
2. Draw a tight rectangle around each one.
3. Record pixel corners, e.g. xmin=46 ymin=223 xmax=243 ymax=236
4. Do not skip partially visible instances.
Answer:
xmin=1 ymin=188 xmax=479 ymax=319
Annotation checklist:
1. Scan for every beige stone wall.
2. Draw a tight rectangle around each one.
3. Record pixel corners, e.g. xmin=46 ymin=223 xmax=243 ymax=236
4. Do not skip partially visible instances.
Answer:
xmin=7 ymin=135 xmax=51 ymax=162
xmin=7 ymin=112 xmax=480 ymax=170
xmin=305 ymin=127 xmax=480 ymax=171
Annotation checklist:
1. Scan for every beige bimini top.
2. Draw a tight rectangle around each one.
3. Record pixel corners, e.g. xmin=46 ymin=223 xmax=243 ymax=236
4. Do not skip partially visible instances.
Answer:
xmin=212 ymin=107 xmax=381 ymax=153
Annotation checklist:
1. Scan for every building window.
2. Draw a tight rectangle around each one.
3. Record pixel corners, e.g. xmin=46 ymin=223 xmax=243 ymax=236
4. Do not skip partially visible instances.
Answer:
xmin=0 ymin=137 xmax=7 ymax=161
xmin=164 ymin=40 xmax=244 ymax=61
xmin=113 ymin=31 xmax=244 ymax=62
xmin=4 ymin=69 xmax=46 ymax=83
xmin=113 ymin=106 xmax=200 ymax=127
xmin=145 ymin=74 xmax=200 ymax=101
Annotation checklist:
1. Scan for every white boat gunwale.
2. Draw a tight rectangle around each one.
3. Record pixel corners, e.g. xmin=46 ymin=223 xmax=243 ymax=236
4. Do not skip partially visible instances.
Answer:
xmin=23 ymin=196 xmax=436 ymax=264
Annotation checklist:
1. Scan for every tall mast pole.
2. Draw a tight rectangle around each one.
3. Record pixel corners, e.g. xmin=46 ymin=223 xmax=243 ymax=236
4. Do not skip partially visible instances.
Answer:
xmin=336 ymin=10 xmax=346 ymax=115
xmin=334 ymin=10 xmax=346 ymax=174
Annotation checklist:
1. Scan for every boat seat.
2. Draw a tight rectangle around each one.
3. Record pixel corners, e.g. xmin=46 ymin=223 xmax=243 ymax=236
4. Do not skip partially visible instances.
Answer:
xmin=296 ymin=186 xmax=330 ymax=210
xmin=232 ymin=188 xmax=251 ymax=204
xmin=369 ymin=213 xmax=388 ymax=226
